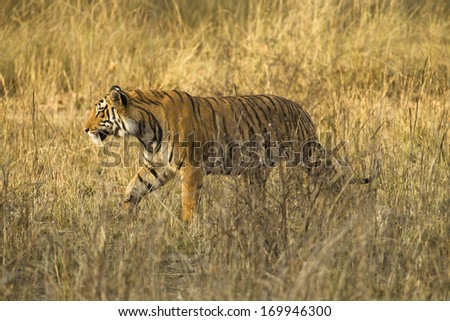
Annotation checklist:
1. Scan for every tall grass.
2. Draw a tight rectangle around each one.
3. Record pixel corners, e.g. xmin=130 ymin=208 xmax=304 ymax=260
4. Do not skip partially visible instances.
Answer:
xmin=1 ymin=0 xmax=449 ymax=300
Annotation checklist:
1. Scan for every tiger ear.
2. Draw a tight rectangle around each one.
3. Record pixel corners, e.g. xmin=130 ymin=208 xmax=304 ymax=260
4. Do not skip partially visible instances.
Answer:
xmin=110 ymin=85 xmax=127 ymax=107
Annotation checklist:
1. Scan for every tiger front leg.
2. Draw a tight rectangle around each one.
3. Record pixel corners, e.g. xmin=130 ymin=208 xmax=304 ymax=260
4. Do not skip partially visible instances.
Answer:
xmin=123 ymin=165 xmax=176 ymax=213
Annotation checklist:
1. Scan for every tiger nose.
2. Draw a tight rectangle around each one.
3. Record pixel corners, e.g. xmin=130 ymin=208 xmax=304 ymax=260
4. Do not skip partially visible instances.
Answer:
xmin=84 ymin=128 xmax=89 ymax=133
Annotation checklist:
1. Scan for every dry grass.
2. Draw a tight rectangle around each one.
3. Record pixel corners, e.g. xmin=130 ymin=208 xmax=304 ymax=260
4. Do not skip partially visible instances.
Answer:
xmin=1 ymin=0 xmax=449 ymax=300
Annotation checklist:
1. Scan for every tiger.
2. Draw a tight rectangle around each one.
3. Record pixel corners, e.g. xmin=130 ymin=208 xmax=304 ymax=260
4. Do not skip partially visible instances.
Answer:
xmin=83 ymin=85 xmax=371 ymax=221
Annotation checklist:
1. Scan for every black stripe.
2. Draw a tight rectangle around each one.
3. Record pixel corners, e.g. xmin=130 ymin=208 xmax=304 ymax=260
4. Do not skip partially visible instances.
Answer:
xmin=152 ymin=90 xmax=165 ymax=98
xmin=137 ymin=174 xmax=154 ymax=191
xmin=149 ymin=168 xmax=158 ymax=178
xmin=260 ymin=95 xmax=278 ymax=110
xmin=241 ymin=97 xmax=272 ymax=154
xmin=186 ymin=93 xmax=200 ymax=123
xmin=261 ymin=94 xmax=289 ymax=136
xmin=137 ymin=119 xmax=144 ymax=136
xmin=149 ymin=113 xmax=163 ymax=152
xmin=200 ymin=98 xmax=221 ymax=138
xmin=163 ymin=91 xmax=176 ymax=106
xmin=138 ymin=137 xmax=153 ymax=152
xmin=224 ymin=97 xmax=248 ymax=139
xmin=136 ymin=110 xmax=151 ymax=127
xmin=221 ymin=96 xmax=241 ymax=121
xmin=209 ymin=96 xmax=220 ymax=106
xmin=272 ymin=96 xmax=292 ymax=132
xmin=172 ymin=90 xmax=185 ymax=103
xmin=135 ymin=90 xmax=146 ymax=102
xmin=207 ymin=97 xmax=223 ymax=137
xmin=142 ymin=153 xmax=152 ymax=165
xmin=235 ymin=98 xmax=257 ymax=138
xmin=252 ymin=96 xmax=277 ymax=148
xmin=131 ymin=106 xmax=162 ymax=148
xmin=271 ymin=96 xmax=289 ymax=116
xmin=111 ymin=108 xmax=118 ymax=120
xmin=234 ymin=97 xmax=256 ymax=127
xmin=240 ymin=97 xmax=265 ymax=132
xmin=133 ymin=110 xmax=153 ymax=145
xmin=200 ymin=97 xmax=215 ymax=116
xmin=135 ymin=89 xmax=163 ymax=106
xmin=247 ymin=96 xmax=271 ymax=124
xmin=285 ymin=100 xmax=300 ymax=124
xmin=255 ymin=95 xmax=281 ymax=142
xmin=221 ymin=117 xmax=235 ymax=172
xmin=193 ymin=96 xmax=203 ymax=122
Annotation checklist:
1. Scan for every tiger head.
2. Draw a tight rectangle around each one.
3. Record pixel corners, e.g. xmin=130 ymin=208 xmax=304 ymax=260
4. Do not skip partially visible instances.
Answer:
xmin=83 ymin=85 xmax=131 ymax=145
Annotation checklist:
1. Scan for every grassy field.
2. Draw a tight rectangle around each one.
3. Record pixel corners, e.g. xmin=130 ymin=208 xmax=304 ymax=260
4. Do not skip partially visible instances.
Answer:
xmin=1 ymin=0 xmax=449 ymax=300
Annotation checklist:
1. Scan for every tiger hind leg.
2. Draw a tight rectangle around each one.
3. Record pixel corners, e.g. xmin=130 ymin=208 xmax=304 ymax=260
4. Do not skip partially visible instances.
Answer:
xmin=244 ymin=168 xmax=271 ymax=210
xmin=179 ymin=166 xmax=204 ymax=222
